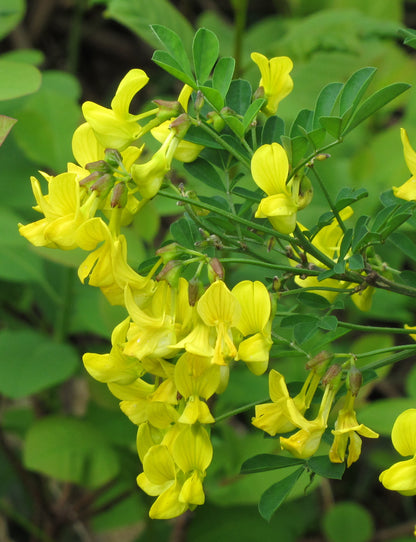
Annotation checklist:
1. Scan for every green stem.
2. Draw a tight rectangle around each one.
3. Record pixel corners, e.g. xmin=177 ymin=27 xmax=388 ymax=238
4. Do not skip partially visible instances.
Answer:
xmin=338 ymin=321 xmax=416 ymax=335
xmin=290 ymin=138 xmax=342 ymax=180
xmin=309 ymin=166 xmax=346 ymax=233
xmin=159 ymin=188 xmax=292 ymax=241
xmin=355 ymin=343 xmax=416 ymax=360
xmin=219 ymin=257 xmax=324 ymax=277
xmin=216 ymin=397 xmax=268 ymax=423
xmin=190 ymin=118 xmax=251 ymax=169
xmin=360 ymin=347 xmax=416 ymax=373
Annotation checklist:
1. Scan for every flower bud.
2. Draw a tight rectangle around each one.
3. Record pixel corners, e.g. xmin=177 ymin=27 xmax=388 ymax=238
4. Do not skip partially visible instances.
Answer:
xmin=90 ymin=173 xmax=113 ymax=197
xmin=105 ymin=148 xmax=123 ymax=168
xmin=188 ymin=277 xmax=204 ymax=306
xmin=347 ymin=366 xmax=362 ymax=396
xmin=169 ymin=113 xmax=191 ymax=139
xmin=321 ymin=363 xmax=342 ymax=388
xmin=297 ymin=176 xmax=313 ymax=210
xmin=85 ymin=160 xmax=111 ymax=174
xmin=110 ymin=182 xmax=128 ymax=208
xmin=195 ymin=90 xmax=204 ymax=112
xmin=207 ymin=258 xmax=224 ymax=282
xmin=207 ymin=111 xmax=225 ymax=132
xmin=305 ymin=351 xmax=333 ymax=371
xmin=153 ymin=99 xmax=183 ymax=123
xmin=253 ymin=85 xmax=265 ymax=101
xmin=156 ymin=242 xmax=181 ymax=263
xmin=79 ymin=171 xmax=100 ymax=187
xmin=156 ymin=260 xmax=183 ymax=287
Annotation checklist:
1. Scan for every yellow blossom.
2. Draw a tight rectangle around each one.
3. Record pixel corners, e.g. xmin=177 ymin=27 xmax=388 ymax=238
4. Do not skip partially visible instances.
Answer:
xmin=393 ymin=128 xmax=416 ymax=201
xmin=251 ymin=52 xmax=293 ymax=116
xmin=380 ymin=409 xmax=416 ymax=496
xmin=82 ymin=69 xmax=150 ymax=150
xmin=329 ymin=390 xmax=379 ymax=467
xmin=251 ymin=143 xmax=302 ymax=234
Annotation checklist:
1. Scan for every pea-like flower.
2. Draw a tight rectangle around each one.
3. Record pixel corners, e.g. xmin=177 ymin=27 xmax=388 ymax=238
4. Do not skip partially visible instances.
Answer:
xmin=251 ymin=52 xmax=293 ymax=116
xmin=393 ymin=128 xmax=416 ymax=201
xmin=379 ymin=409 xmax=416 ymax=495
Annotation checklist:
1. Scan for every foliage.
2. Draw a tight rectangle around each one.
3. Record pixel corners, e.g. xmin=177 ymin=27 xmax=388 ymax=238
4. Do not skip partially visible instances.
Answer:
xmin=2 ymin=1 xmax=416 ymax=541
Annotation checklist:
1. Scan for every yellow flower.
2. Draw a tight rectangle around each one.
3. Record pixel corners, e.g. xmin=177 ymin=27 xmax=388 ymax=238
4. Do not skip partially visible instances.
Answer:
xmin=380 ymin=409 xmax=416 ymax=496
xmin=18 ymin=171 xmax=98 ymax=250
xmin=151 ymin=84 xmax=203 ymax=163
xmin=82 ymin=69 xmax=149 ymax=150
xmin=137 ymin=424 xmax=213 ymax=519
xmin=280 ymin=376 xmax=339 ymax=459
xmin=196 ymin=280 xmax=240 ymax=365
xmin=251 ymin=52 xmax=293 ymax=116
xmin=329 ymin=390 xmax=378 ymax=467
xmin=83 ymin=317 xmax=143 ymax=384
xmin=174 ymin=352 xmax=221 ymax=424
xmin=232 ymin=280 xmax=272 ymax=375
xmin=393 ymin=128 xmax=416 ymax=201
xmin=251 ymin=143 xmax=301 ymax=234
xmin=252 ymin=369 xmax=321 ymax=436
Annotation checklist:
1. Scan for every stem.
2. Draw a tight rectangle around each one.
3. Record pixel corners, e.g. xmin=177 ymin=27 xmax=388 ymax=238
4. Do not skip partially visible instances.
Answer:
xmin=219 ymin=257 xmax=324 ymax=277
xmin=189 ymin=119 xmax=251 ymax=169
xmin=338 ymin=321 xmax=416 ymax=335
xmin=216 ymin=397 xmax=268 ymax=423
xmin=290 ymin=138 xmax=343 ymax=180
xmin=360 ymin=347 xmax=416 ymax=373
xmin=309 ymin=166 xmax=346 ymax=233
xmin=159 ymin=188 xmax=292 ymax=241
xmin=355 ymin=343 xmax=416 ymax=361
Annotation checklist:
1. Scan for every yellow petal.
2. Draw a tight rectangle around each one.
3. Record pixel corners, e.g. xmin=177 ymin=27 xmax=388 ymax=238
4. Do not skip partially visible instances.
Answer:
xmin=172 ymin=424 xmax=213 ymax=473
xmin=251 ymin=143 xmax=289 ymax=196
xmin=379 ymin=457 xmax=416 ymax=496
xmin=111 ymin=69 xmax=149 ymax=117
xmin=401 ymin=128 xmax=416 ymax=178
xmin=197 ymin=280 xmax=241 ymax=327
xmin=232 ymin=280 xmax=271 ymax=336
xmin=391 ymin=409 xmax=416 ymax=457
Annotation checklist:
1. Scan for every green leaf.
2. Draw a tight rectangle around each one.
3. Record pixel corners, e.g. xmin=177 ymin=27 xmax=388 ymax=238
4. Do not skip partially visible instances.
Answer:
xmin=389 ymin=231 xmax=416 ymax=263
xmin=170 ymin=214 xmax=201 ymax=249
xmin=348 ymin=253 xmax=364 ymax=271
xmin=261 ymin=116 xmax=284 ymax=145
xmin=223 ymin=114 xmax=245 ymax=138
xmin=212 ymin=57 xmax=235 ymax=98
xmin=105 ymin=0 xmax=194 ymax=53
xmin=151 ymin=24 xmax=193 ymax=78
xmin=259 ymin=467 xmax=304 ymax=521
xmin=290 ymin=109 xmax=313 ymax=138
xmin=226 ymin=79 xmax=252 ymax=115
xmin=323 ymin=502 xmax=374 ymax=542
xmin=24 ymin=416 xmax=119 ymax=488
xmin=339 ymin=67 xmax=377 ymax=117
xmin=152 ymin=50 xmax=195 ymax=87
xmin=185 ymin=125 xmax=223 ymax=149
xmin=399 ymin=270 xmax=416 ymax=288
xmin=312 ymin=82 xmax=343 ymax=130
xmin=193 ymin=28 xmax=219 ymax=84
xmin=0 ymin=0 xmax=25 ymax=39
xmin=199 ymin=85 xmax=224 ymax=111
xmin=319 ymin=116 xmax=342 ymax=138
xmin=0 ymin=330 xmax=78 ymax=399
xmin=339 ymin=228 xmax=353 ymax=261
xmin=281 ymin=135 xmax=309 ymax=168
xmin=241 ymin=454 xmax=305 ymax=474
xmin=0 ymin=60 xmax=41 ymax=100
xmin=243 ymin=98 xmax=266 ymax=132
xmin=184 ymin=158 xmax=225 ymax=190
xmin=319 ymin=315 xmax=338 ymax=331
xmin=307 ymin=456 xmax=345 ymax=480
xmin=344 ymin=82 xmax=411 ymax=134
xmin=399 ymin=27 xmax=416 ymax=50
xmin=0 ymin=115 xmax=16 ymax=146
xmin=294 ymin=319 xmax=319 ymax=344
xmin=296 ymin=291 xmax=330 ymax=310
xmin=335 ymin=186 xmax=368 ymax=211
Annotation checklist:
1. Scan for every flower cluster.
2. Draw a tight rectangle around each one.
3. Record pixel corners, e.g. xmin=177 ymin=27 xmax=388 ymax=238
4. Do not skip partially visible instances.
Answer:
xmin=252 ymin=359 xmax=378 ymax=465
